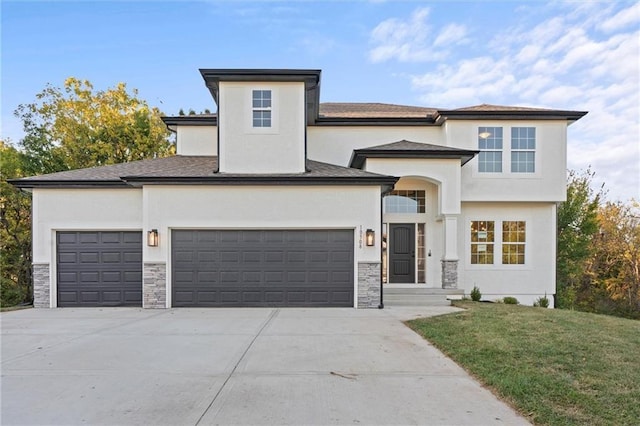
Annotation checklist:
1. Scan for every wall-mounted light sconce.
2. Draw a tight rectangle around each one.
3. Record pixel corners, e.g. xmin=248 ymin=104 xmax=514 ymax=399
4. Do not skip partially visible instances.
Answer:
xmin=365 ymin=229 xmax=375 ymax=247
xmin=147 ymin=229 xmax=159 ymax=247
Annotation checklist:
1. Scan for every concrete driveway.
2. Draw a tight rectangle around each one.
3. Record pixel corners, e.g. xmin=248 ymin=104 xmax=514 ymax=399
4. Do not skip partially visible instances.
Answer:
xmin=1 ymin=307 xmax=529 ymax=425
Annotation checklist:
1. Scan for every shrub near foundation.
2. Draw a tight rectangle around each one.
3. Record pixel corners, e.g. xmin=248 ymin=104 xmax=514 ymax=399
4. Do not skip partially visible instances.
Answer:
xmin=470 ymin=286 xmax=482 ymax=302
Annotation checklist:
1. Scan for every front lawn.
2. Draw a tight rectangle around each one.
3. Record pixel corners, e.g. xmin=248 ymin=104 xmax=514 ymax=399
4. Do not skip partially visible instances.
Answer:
xmin=407 ymin=302 xmax=640 ymax=426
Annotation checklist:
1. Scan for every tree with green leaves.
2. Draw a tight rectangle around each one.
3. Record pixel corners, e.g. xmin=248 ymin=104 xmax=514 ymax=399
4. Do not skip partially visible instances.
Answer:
xmin=2 ymin=78 xmax=175 ymax=306
xmin=589 ymin=201 xmax=640 ymax=318
xmin=556 ymin=169 xmax=602 ymax=309
xmin=0 ymin=140 xmax=32 ymax=306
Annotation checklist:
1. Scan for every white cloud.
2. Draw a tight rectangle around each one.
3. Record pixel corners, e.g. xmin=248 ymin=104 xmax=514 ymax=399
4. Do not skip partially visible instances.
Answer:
xmin=598 ymin=1 xmax=640 ymax=32
xmin=433 ymin=24 xmax=468 ymax=47
xmin=371 ymin=2 xmax=640 ymax=201
xmin=368 ymin=8 xmax=467 ymax=63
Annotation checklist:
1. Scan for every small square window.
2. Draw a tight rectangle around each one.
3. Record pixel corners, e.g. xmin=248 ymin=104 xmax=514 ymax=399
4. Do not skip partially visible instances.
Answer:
xmin=252 ymin=90 xmax=272 ymax=128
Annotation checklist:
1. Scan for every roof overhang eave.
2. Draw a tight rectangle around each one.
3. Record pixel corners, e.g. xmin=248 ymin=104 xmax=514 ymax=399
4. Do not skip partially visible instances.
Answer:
xmin=313 ymin=117 xmax=439 ymax=126
xmin=120 ymin=175 xmax=399 ymax=187
xmin=349 ymin=150 xmax=480 ymax=169
xmin=7 ymin=179 xmax=130 ymax=189
xmin=440 ymin=110 xmax=588 ymax=121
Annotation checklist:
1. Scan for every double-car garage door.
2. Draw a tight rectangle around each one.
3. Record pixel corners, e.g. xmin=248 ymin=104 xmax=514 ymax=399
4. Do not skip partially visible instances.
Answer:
xmin=172 ymin=230 xmax=354 ymax=307
xmin=56 ymin=229 xmax=354 ymax=308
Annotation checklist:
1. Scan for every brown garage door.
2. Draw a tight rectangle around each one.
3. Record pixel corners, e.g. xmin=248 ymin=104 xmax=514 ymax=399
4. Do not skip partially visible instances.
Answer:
xmin=172 ymin=229 xmax=354 ymax=307
xmin=57 ymin=231 xmax=142 ymax=307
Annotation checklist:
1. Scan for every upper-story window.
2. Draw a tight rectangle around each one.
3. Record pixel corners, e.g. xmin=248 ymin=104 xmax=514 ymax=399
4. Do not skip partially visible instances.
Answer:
xmin=252 ymin=90 xmax=271 ymax=127
xmin=478 ymin=127 xmax=503 ymax=173
xmin=511 ymin=127 xmax=536 ymax=173
xmin=383 ymin=190 xmax=426 ymax=213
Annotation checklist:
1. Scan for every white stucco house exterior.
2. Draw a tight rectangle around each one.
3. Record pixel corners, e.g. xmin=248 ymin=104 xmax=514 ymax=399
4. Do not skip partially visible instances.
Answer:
xmin=11 ymin=69 xmax=587 ymax=309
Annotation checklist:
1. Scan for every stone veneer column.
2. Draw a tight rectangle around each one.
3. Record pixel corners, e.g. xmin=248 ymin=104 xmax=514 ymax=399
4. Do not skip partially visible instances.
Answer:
xmin=32 ymin=263 xmax=50 ymax=308
xmin=441 ymin=260 xmax=458 ymax=289
xmin=143 ymin=263 xmax=167 ymax=309
xmin=357 ymin=262 xmax=381 ymax=308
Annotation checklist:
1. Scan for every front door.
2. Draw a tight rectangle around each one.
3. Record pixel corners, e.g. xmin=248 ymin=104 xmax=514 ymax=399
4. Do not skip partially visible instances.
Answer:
xmin=389 ymin=224 xmax=415 ymax=283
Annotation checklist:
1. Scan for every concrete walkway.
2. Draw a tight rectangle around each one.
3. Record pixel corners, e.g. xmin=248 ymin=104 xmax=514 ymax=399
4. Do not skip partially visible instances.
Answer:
xmin=1 ymin=307 xmax=530 ymax=425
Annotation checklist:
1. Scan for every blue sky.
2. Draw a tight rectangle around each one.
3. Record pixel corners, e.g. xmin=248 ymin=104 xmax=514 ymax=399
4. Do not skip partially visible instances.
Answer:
xmin=2 ymin=0 xmax=638 ymax=201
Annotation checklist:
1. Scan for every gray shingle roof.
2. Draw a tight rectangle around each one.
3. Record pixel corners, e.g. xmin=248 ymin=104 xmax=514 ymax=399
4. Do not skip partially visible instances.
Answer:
xmin=162 ymin=102 xmax=586 ymax=123
xmin=452 ymin=103 xmax=565 ymax=112
xmin=9 ymin=156 xmax=398 ymax=188
xmin=359 ymin=140 xmax=472 ymax=152
xmin=318 ymin=103 xmax=437 ymax=119
xmin=349 ymin=140 xmax=479 ymax=168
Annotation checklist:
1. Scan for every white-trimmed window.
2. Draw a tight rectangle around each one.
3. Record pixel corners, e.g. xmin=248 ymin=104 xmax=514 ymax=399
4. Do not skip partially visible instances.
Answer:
xmin=502 ymin=221 xmax=526 ymax=264
xmin=252 ymin=90 xmax=271 ymax=127
xmin=470 ymin=221 xmax=495 ymax=264
xmin=478 ymin=127 xmax=503 ymax=172
xmin=511 ymin=127 xmax=535 ymax=173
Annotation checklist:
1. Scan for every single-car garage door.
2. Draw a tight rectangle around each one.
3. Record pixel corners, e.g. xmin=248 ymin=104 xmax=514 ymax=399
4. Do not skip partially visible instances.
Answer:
xmin=57 ymin=231 xmax=142 ymax=307
xmin=172 ymin=229 xmax=354 ymax=307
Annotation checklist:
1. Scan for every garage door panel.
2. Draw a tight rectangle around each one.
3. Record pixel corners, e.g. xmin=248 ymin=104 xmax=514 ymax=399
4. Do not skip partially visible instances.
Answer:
xmin=79 ymin=233 xmax=99 ymax=244
xmin=265 ymin=291 xmax=284 ymax=302
xmin=332 ymin=291 xmax=352 ymax=303
xmin=332 ymin=251 xmax=352 ymax=263
xmin=221 ymin=291 xmax=241 ymax=302
xmin=263 ymin=231 xmax=284 ymax=243
xmin=287 ymin=251 xmax=306 ymax=262
xmin=101 ymin=252 xmax=121 ymax=263
xmin=174 ymin=251 xmax=195 ymax=263
xmin=102 ymin=271 xmax=122 ymax=282
xmin=265 ymin=271 xmax=284 ymax=282
xmin=221 ymin=271 xmax=240 ymax=282
xmin=243 ymin=271 xmax=261 ymax=282
xmin=58 ymin=253 xmax=78 ymax=263
xmin=220 ymin=251 xmax=240 ymax=263
xmin=124 ymin=271 xmax=142 ymax=283
xmin=79 ymin=272 xmax=99 ymax=283
xmin=123 ymin=252 xmax=142 ymax=263
xmin=310 ymin=271 xmax=330 ymax=283
xmin=124 ymin=291 xmax=142 ymax=303
xmin=80 ymin=252 xmax=99 ymax=264
xmin=172 ymin=229 xmax=354 ymax=307
xmin=197 ymin=291 xmax=217 ymax=303
xmin=197 ymin=271 xmax=217 ymax=283
xmin=174 ymin=291 xmax=195 ymax=303
xmin=264 ymin=251 xmax=284 ymax=262
xmin=79 ymin=291 xmax=99 ymax=303
xmin=310 ymin=291 xmax=329 ymax=303
xmin=57 ymin=231 xmax=142 ymax=307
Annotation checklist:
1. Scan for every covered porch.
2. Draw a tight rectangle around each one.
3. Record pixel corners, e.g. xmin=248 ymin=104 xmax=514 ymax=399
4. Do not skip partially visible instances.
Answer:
xmin=350 ymin=140 xmax=478 ymax=302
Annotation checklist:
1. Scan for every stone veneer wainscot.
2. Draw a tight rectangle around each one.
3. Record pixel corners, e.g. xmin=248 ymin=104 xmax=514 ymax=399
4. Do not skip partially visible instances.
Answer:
xmin=357 ymin=262 xmax=381 ymax=308
xmin=143 ymin=263 xmax=167 ymax=309
xmin=33 ymin=263 xmax=50 ymax=308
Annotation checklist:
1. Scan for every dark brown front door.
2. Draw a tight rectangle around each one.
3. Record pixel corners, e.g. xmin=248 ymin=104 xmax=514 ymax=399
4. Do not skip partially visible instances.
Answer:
xmin=389 ymin=224 xmax=415 ymax=283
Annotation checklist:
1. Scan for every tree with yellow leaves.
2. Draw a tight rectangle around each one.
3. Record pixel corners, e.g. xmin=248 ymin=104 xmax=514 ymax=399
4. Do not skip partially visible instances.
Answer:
xmin=15 ymin=77 xmax=174 ymax=173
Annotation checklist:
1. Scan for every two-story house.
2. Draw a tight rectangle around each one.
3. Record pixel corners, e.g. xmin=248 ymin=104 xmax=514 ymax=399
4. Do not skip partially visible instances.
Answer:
xmin=11 ymin=69 xmax=586 ymax=309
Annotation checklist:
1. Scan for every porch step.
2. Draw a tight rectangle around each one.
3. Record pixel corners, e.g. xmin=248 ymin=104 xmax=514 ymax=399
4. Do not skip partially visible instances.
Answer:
xmin=383 ymin=287 xmax=464 ymax=307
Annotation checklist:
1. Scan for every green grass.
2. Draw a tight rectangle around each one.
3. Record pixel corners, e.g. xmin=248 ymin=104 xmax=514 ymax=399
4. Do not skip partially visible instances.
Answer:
xmin=407 ymin=302 xmax=640 ymax=426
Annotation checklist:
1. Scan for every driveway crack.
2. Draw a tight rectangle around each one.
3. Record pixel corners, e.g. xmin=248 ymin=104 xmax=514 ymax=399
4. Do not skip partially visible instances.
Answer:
xmin=194 ymin=308 xmax=279 ymax=426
